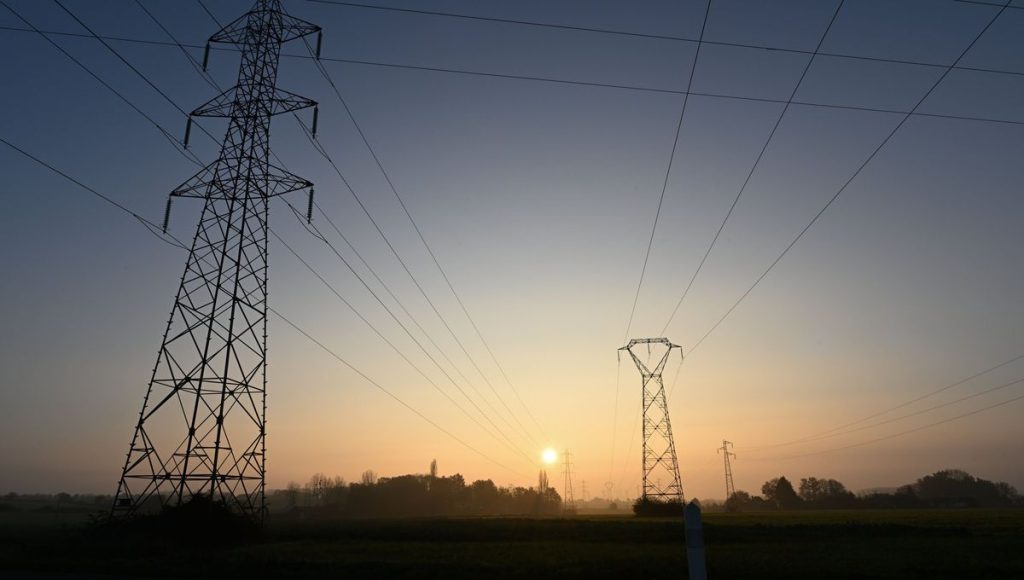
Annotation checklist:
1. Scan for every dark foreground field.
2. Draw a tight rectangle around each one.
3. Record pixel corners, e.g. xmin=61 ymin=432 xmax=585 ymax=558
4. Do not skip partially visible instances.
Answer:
xmin=1 ymin=509 xmax=1022 ymax=579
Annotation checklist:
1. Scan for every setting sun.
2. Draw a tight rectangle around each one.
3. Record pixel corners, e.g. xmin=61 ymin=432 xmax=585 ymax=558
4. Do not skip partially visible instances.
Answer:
xmin=541 ymin=448 xmax=557 ymax=465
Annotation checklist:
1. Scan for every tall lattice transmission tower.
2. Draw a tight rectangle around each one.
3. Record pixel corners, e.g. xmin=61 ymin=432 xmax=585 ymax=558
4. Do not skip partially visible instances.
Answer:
xmin=112 ymin=0 xmax=320 ymax=519
xmin=620 ymin=338 xmax=684 ymax=503
xmin=561 ymin=448 xmax=576 ymax=511
xmin=718 ymin=439 xmax=736 ymax=500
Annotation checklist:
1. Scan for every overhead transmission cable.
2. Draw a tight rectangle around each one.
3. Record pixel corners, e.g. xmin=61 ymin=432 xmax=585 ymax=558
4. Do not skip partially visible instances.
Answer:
xmin=668 ymin=0 xmax=1012 ymax=398
xmin=33 ymin=0 xmax=533 ymax=473
xmin=748 ymin=351 xmax=1024 ymax=450
xmin=195 ymin=0 xmax=541 ymax=459
xmin=2 ymin=129 xmax=526 ymax=478
xmin=0 ymin=135 xmax=186 ymax=250
xmin=305 ymin=0 xmax=1024 ymax=79
xmin=290 ymin=112 xmax=540 ymax=452
xmin=609 ymin=0 xmax=710 ymax=498
xmin=270 ymin=305 xmax=526 ymax=475
xmin=660 ymin=0 xmax=846 ymax=336
xmin=0 ymin=2 xmax=201 ymax=167
xmin=271 ymin=218 xmax=538 ymax=467
xmin=622 ymin=0 xmax=712 ymax=342
xmin=52 ymin=1 xmax=220 ymax=147
xmin=753 ymin=392 xmax=1024 ymax=461
xmin=747 ymin=374 xmax=1024 ymax=450
xmin=11 ymin=2 xmax=532 ymax=477
xmin=133 ymin=0 xmax=220 ymax=92
xmin=2 ymin=25 xmax=1024 ymax=127
xmin=283 ymin=24 xmax=548 ymax=446
xmin=275 ymin=193 xmax=540 ymax=465
xmin=191 ymin=0 xmax=542 ymax=453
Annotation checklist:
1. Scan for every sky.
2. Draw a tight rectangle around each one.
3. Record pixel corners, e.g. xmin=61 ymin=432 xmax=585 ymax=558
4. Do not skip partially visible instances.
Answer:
xmin=1 ymin=0 xmax=1024 ymax=501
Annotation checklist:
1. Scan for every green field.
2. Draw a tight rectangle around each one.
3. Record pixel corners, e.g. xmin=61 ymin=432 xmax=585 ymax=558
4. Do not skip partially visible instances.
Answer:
xmin=1 ymin=509 xmax=1022 ymax=579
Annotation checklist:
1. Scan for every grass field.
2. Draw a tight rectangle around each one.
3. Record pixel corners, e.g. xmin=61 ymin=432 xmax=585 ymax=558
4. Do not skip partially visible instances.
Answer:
xmin=1 ymin=509 xmax=1022 ymax=579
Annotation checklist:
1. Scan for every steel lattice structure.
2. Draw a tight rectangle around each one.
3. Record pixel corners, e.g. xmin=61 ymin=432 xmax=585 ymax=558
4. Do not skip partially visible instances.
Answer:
xmin=561 ymin=449 xmax=576 ymax=511
xmin=112 ymin=0 xmax=319 ymax=519
xmin=620 ymin=338 xmax=684 ymax=503
xmin=718 ymin=439 xmax=736 ymax=500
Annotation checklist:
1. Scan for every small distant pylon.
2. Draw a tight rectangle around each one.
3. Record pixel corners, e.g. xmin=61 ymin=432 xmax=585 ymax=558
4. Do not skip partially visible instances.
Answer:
xmin=620 ymin=338 xmax=684 ymax=503
xmin=561 ymin=449 xmax=576 ymax=511
xmin=718 ymin=439 xmax=736 ymax=500
xmin=581 ymin=480 xmax=588 ymax=503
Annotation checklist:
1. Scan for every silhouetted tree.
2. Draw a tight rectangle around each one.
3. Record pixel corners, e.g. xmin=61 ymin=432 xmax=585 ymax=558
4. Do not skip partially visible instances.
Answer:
xmin=762 ymin=476 xmax=802 ymax=509
xmin=905 ymin=469 xmax=1018 ymax=508
xmin=799 ymin=477 xmax=857 ymax=508
xmin=361 ymin=469 xmax=378 ymax=486
xmin=724 ymin=490 xmax=753 ymax=512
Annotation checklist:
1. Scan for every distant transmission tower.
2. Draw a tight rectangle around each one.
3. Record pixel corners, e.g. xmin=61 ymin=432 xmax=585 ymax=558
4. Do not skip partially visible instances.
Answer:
xmin=112 ymin=0 xmax=320 ymax=519
xmin=561 ymin=449 xmax=576 ymax=510
xmin=620 ymin=338 xmax=684 ymax=503
xmin=718 ymin=439 xmax=736 ymax=500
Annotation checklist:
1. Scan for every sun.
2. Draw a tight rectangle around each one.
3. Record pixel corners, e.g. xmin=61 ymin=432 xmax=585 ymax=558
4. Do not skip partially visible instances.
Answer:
xmin=541 ymin=448 xmax=557 ymax=465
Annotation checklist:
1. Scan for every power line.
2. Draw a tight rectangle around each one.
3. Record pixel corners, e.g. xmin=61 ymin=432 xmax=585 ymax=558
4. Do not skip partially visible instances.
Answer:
xmin=0 ymin=3 xmax=201 ymax=167
xmin=27 ymin=0 xmax=532 ymax=465
xmin=47 ymin=0 xmax=531 ymax=489
xmin=290 ymin=31 xmax=548 ymax=449
xmin=289 ymin=112 xmax=541 ymax=453
xmin=609 ymin=0 xmax=710 ymax=500
xmin=306 ymin=0 xmax=1024 ymax=77
xmin=660 ymin=0 xmax=846 ymax=336
xmin=0 ymin=134 xmax=187 ymax=250
xmin=271 ymin=220 xmax=536 ymax=467
xmin=755 ymin=392 xmax=1024 ymax=461
xmin=278 ymin=195 xmax=539 ymax=465
xmin=133 ymin=0 xmax=220 ymax=92
xmin=622 ymin=0 xmax=712 ymax=341
xmin=4 ymin=25 xmax=1024 ymax=128
xmin=271 ymin=306 xmax=526 ymax=477
xmin=953 ymin=0 xmax=1024 ymax=8
xmin=7 ymin=4 xmax=1024 ymax=82
xmin=671 ymin=1 xmax=1012 ymax=395
xmin=195 ymin=0 xmax=223 ymax=27
xmin=317 ymin=54 xmax=1024 ymax=127
xmin=748 ymin=352 xmax=1024 ymax=450
xmin=3 ymin=127 xmax=526 ymax=478
xmin=749 ymin=374 xmax=1024 ymax=449
xmin=52 ymin=0 xmax=222 ymax=148
xmin=304 ymin=0 xmax=697 ymax=43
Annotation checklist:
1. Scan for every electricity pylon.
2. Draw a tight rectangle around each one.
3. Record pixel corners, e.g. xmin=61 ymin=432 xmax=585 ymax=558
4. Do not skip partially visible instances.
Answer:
xmin=718 ymin=439 xmax=736 ymax=500
xmin=620 ymin=338 xmax=684 ymax=503
xmin=112 ymin=0 xmax=320 ymax=519
xmin=561 ymin=449 xmax=576 ymax=511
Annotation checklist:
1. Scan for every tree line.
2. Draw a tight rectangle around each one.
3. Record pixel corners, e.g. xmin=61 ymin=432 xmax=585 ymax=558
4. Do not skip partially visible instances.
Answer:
xmin=269 ymin=462 xmax=563 ymax=517
xmin=723 ymin=469 xmax=1022 ymax=511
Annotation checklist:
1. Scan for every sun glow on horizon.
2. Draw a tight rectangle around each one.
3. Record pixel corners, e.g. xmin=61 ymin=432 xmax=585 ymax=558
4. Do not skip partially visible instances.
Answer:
xmin=541 ymin=448 xmax=557 ymax=465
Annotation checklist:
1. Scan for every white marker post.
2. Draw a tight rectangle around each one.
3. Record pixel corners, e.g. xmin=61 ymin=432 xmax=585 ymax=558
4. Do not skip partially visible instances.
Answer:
xmin=684 ymin=501 xmax=708 ymax=580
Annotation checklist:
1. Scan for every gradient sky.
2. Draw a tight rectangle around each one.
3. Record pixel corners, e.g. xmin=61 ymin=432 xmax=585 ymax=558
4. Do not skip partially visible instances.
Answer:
xmin=2 ymin=0 xmax=1024 ymax=501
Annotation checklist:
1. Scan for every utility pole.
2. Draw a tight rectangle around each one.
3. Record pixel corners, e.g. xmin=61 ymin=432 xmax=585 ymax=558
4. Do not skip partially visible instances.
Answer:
xmin=620 ymin=338 xmax=684 ymax=503
xmin=561 ymin=448 xmax=576 ymax=511
xmin=111 ymin=0 xmax=320 ymax=520
xmin=718 ymin=440 xmax=736 ymax=501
